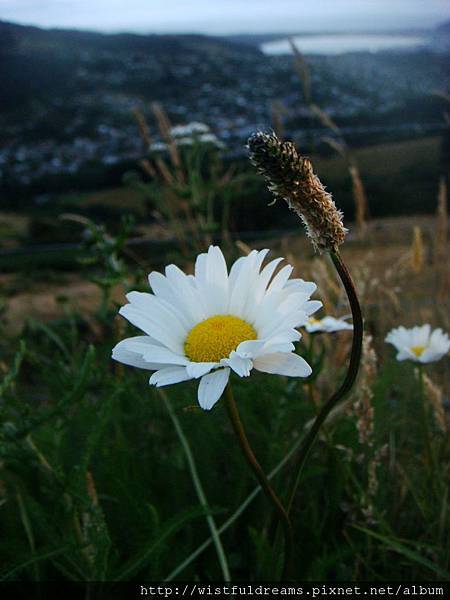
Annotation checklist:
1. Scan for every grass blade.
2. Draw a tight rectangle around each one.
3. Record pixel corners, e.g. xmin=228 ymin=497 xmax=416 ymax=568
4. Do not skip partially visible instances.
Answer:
xmin=352 ymin=525 xmax=450 ymax=580
xmin=159 ymin=389 xmax=231 ymax=581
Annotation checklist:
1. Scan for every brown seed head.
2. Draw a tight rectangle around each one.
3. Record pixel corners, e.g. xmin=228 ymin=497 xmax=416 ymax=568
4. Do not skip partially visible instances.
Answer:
xmin=247 ymin=131 xmax=347 ymax=252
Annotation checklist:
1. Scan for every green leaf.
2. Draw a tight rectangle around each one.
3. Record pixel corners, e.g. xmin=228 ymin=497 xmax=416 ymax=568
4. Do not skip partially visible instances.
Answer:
xmin=114 ymin=506 xmax=208 ymax=581
xmin=352 ymin=525 xmax=450 ymax=580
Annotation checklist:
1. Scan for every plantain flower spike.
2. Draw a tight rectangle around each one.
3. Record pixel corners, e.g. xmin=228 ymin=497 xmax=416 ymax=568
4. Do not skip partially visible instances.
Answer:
xmin=248 ymin=131 xmax=347 ymax=252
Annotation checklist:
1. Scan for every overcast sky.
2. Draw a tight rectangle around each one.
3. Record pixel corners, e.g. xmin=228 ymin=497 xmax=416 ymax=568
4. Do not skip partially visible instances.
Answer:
xmin=0 ymin=0 xmax=448 ymax=34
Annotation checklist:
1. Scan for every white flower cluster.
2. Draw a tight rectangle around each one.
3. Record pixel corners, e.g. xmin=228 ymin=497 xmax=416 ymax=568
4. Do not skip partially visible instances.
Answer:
xmin=149 ymin=122 xmax=224 ymax=152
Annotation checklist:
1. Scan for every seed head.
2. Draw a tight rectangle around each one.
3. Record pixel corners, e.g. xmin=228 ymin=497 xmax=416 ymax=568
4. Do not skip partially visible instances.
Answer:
xmin=247 ymin=131 xmax=347 ymax=252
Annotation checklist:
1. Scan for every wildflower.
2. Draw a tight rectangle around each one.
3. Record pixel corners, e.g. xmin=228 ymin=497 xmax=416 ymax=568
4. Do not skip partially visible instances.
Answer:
xmin=385 ymin=325 xmax=450 ymax=364
xmin=247 ymin=131 xmax=347 ymax=252
xmin=305 ymin=315 xmax=353 ymax=333
xmin=112 ymin=246 xmax=321 ymax=410
xmin=177 ymin=133 xmax=224 ymax=149
xmin=170 ymin=122 xmax=210 ymax=137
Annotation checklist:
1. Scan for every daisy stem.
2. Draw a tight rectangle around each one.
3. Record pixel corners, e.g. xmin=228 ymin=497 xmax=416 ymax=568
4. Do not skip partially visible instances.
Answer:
xmin=224 ymin=383 xmax=293 ymax=579
xmin=159 ymin=389 xmax=231 ymax=582
xmin=286 ymin=249 xmax=363 ymax=514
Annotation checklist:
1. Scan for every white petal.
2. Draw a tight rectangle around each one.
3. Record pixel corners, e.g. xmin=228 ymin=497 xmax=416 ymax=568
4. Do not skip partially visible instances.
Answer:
xmin=228 ymin=250 xmax=260 ymax=317
xmin=119 ymin=305 xmax=183 ymax=354
xmin=303 ymin=300 xmax=323 ymax=317
xmin=148 ymin=271 xmax=195 ymax=328
xmin=149 ymin=366 xmax=192 ymax=387
xmin=141 ymin=345 xmax=189 ymax=366
xmin=126 ymin=291 xmax=189 ymax=335
xmin=253 ymin=352 xmax=312 ymax=377
xmin=118 ymin=338 xmax=188 ymax=366
xmin=235 ymin=339 xmax=266 ymax=358
xmin=226 ymin=352 xmax=253 ymax=377
xmin=396 ymin=350 xmax=413 ymax=362
xmin=252 ymin=257 xmax=284 ymax=305
xmin=195 ymin=246 xmax=229 ymax=315
xmin=186 ymin=362 xmax=217 ymax=378
xmin=197 ymin=368 xmax=230 ymax=410
xmin=260 ymin=341 xmax=295 ymax=354
xmin=112 ymin=337 xmax=161 ymax=370
xmin=265 ymin=264 xmax=293 ymax=295
xmin=165 ymin=264 xmax=207 ymax=322
xmin=419 ymin=348 xmax=446 ymax=364
xmin=285 ymin=279 xmax=317 ymax=295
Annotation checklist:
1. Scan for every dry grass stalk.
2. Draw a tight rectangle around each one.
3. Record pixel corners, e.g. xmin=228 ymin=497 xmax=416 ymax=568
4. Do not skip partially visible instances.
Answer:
xmin=151 ymin=101 xmax=172 ymax=142
xmin=309 ymin=103 xmax=340 ymax=135
xmin=132 ymin=107 xmax=152 ymax=147
xmin=139 ymin=158 xmax=157 ymax=178
xmin=434 ymin=177 xmax=449 ymax=302
xmin=350 ymin=334 xmax=384 ymax=523
xmin=151 ymin=102 xmax=183 ymax=177
xmin=410 ymin=226 xmax=425 ymax=274
xmin=235 ymin=240 xmax=253 ymax=256
xmin=322 ymin=136 xmax=348 ymax=159
xmin=436 ymin=176 xmax=448 ymax=260
xmin=352 ymin=335 xmax=377 ymax=447
xmin=423 ymin=373 xmax=447 ymax=433
xmin=270 ymin=100 xmax=286 ymax=140
xmin=349 ymin=164 xmax=369 ymax=234
xmin=289 ymin=39 xmax=311 ymax=103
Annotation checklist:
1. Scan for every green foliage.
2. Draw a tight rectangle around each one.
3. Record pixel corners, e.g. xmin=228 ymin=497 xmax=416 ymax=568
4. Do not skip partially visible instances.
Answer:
xmin=0 ymin=300 xmax=448 ymax=582
xmin=1 ymin=208 xmax=448 ymax=584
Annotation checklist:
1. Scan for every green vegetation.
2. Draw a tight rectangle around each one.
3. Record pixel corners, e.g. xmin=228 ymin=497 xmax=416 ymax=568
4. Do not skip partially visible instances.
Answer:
xmin=1 ymin=205 xmax=448 ymax=584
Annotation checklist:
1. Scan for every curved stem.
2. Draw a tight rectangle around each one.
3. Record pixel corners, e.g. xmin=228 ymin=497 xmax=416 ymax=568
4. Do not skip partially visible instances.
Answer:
xmin=224 ymin=383 xmax=293 ymax=579
xmin=286 ymin=249 xmax=363 ymax=514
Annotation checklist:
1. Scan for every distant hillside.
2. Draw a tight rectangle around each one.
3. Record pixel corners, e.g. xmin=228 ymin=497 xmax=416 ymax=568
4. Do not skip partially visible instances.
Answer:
xmin=0 ymin=20 xmax=261 ymax=111
xmin=0 ymin=20 xmax=262 ymax=54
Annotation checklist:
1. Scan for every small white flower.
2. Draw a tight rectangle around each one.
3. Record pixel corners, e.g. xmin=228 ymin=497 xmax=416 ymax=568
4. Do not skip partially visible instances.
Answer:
xmin=170 ymin=122 xmax=210 ymax=138
xmin=175 ymin=132 xmax=224 ymax=149
xmin=385 ymin=325 xmax=450 ymax=364
xmin=112 ymin=246 xmax=322 ymax=410
xmin=305 ymin=316 xmax=353 ymax=333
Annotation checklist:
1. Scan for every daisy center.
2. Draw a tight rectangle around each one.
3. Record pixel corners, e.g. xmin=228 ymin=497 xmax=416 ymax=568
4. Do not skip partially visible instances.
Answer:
xmin=184 ymin=315 xmax=257 ymax=363
xmin=411 ymin=345 xmax=425 ymax=357
xmin=308 ymin=317 xmax=322 ymax=325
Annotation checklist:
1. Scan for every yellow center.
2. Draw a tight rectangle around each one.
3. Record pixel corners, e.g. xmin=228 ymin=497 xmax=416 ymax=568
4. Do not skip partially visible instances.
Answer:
xmin=411 ymin=345 xmax=425 ymax=357
xmin=184 ymin=315 xmax=257 ymax=363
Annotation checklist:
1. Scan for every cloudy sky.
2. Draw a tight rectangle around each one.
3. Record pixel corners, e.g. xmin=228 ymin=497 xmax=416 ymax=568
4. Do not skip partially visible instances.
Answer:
xmin=0 ymin=0 xmax=448 ymax=34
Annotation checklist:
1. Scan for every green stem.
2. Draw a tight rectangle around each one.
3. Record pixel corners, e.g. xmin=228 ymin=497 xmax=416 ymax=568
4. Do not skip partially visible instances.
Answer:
xmin=159 ymin=389 xmax=231 ymax=582
xmin=224 ymin=383 xmax=293 ymax=579
xmin=287 ymin=249 xmax=363 ymax=514
xmin=164 ymin=395 xmax=349 ymax=582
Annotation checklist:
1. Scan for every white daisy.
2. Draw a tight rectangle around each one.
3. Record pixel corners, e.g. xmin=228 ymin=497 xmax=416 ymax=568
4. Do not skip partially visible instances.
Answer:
xmin=385 ymin=325 xmax=450 ymax=364
xmin=112 ymin=246 xmax=322 ymax=410
xmin=305 ymin=315 xmax=353 ymax=333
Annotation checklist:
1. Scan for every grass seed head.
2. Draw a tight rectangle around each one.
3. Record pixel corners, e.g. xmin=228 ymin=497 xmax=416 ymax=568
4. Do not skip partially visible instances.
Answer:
xmin=247 ymin=131 xmax=347 ymax=252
